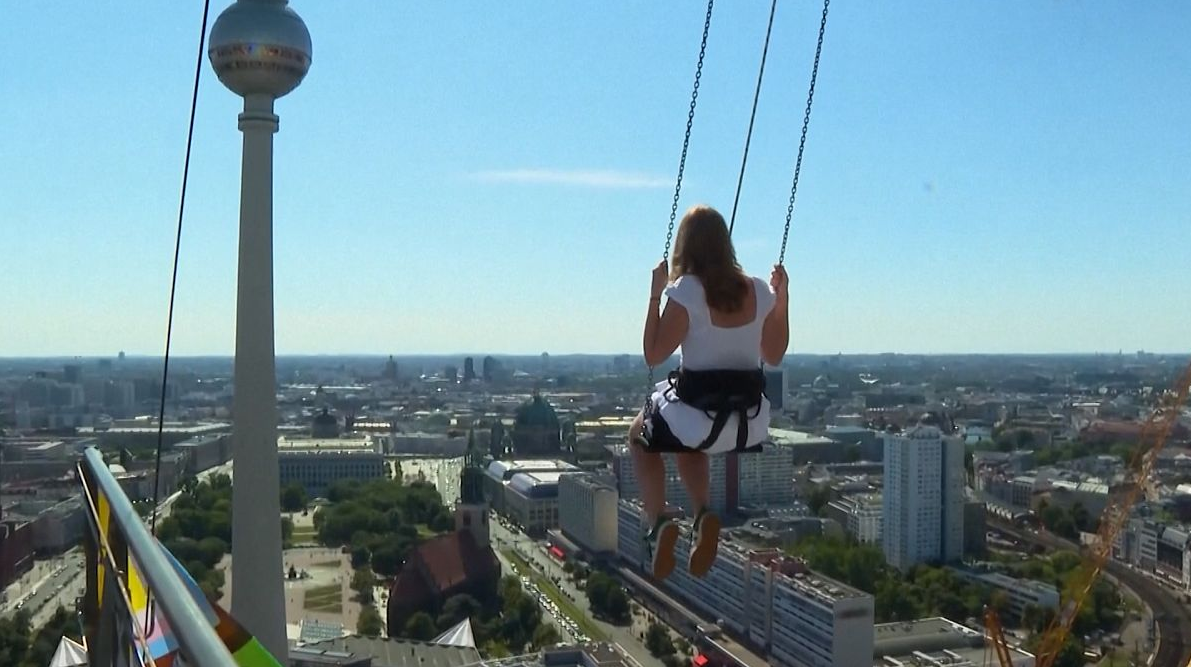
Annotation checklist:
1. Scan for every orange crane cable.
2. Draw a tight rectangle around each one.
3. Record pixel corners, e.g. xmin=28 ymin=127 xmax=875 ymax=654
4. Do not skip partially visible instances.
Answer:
xmin=1032 ymin=359 xmax=1191 ymax=667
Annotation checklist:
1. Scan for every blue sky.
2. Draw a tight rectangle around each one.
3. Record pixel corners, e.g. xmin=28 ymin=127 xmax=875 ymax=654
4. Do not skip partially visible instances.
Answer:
xmin=3 ymin=2 xmax=1190 ymax=356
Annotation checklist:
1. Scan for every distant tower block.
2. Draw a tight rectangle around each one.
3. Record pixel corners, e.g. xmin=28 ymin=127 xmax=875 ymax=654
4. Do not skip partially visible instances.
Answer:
xmin=463 ymin=357 xmax=476 ymax=382
xmin=208 ymin=0 xmax=311 ymax=659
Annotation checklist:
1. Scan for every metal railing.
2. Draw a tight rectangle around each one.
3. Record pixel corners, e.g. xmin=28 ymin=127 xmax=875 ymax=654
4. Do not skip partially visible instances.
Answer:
xmin=78 ymin=446 xmax=238 ymax=667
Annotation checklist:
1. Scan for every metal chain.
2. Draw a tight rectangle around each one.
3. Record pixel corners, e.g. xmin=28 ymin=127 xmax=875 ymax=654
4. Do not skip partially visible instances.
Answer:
xmin=778 ymin=0 xmax=830 ymax=265
xmin=648 ymin=0 xmax=715 ymax=402
xmin=728 ymin=0 xmax=778 ymax=236
xmin=663 ymin=0 xmax=715 ymax=263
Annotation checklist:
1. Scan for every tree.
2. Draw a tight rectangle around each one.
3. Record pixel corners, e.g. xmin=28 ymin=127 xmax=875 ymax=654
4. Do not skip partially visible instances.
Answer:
xmin=645 ymin=622 xmax=675 ymax=657
xmin=281 ymin=483 xmax=308 ymax=512
xmin=352 ymin=567 xmax=376 ymax=604
xmin=281 ymin=517 xmax=295 ymax=546
xmin=429 ymin=509 xmax=454 ymax=533
xmin=0 ymin=612 xmax=31 ymax=667
xmin=532 ymin=623 xmax=561 ymax=648
xmin=404 ymin=612 xmax=437 ymax=640
xmin=358 ymin=606 xmax=384 ymax=638
xmin=806 ymin=485 xmax=833 ymax=516
xmin=989 ymin=590 xmax=1009 ymax=614
xmin=22 ymin=606 xmax=80 ymax=667
xmin=343 ymin=541 xmax=367 ymax=566
xmin=604 ymin=587 xmax=631 ymax=624
xmin=371 ymin=544 xmax=403 ymax=577
xmin=585 ymin=571 xmax=613 ymax=610
xmin=439 ymin=594 xmax=482 ymax=630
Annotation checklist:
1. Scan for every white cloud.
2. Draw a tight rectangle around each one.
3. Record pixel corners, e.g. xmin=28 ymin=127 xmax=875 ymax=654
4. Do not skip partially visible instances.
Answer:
xmin=471 ymin=168 xmax=670 ymax=189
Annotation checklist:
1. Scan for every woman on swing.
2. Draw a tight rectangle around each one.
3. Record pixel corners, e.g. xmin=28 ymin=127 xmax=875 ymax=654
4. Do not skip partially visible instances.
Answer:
xmin=632 ymin=204 xmax=790 ymax=580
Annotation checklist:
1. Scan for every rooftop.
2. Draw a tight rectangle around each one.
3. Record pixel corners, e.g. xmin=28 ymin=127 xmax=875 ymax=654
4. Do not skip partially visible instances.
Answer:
xmin=777 ymin=566 xmax=870 ymax=604
xmin=873 ymin=617 xmax=1033 ymax=666
xmin=487 ymin=459 xmax=577 ymax=480
xmin=768 ymin=428 xmax=834 ymax=446
xmin=99 ymin=421 xmax=231 ymax=435
xmin=277 ymin=436 xmax=381 ymax=454
xmin=294 ymin=634 xmax=480 ymax=667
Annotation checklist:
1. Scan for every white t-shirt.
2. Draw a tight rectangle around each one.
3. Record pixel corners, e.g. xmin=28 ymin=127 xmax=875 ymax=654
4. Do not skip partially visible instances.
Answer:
xmin=664 ymin=274 xmax=776 ymax=370
xmin=649 ymin=273 xmax=776 ymax=453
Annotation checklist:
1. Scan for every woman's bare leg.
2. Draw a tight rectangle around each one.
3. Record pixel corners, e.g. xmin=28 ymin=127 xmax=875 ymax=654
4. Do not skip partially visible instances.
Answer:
xmin=677 ymin=450 xmax=719 ymax=577
xmin=674 ymin=451 xmax=710 ymax=514
xmin=629 ymin=412 xmax=666 ymax=522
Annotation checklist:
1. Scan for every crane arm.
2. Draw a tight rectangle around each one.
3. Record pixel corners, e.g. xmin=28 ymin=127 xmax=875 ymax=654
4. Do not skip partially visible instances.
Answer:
xmin=985 ymin=606 xmax=1014 ymax=667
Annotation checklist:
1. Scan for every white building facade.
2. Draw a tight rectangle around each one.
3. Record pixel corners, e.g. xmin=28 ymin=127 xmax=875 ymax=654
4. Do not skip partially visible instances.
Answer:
xmin=612 ymin=444 xmax=732 ymax=515
xmin=882 ymin=422 xmax=964 ymax=570
xmin=617 ymin=500 xmax=874 ymax=667
xmin=737 ymin=443 xmax=796 ymax=507
xmin=277 ymin=436 xmax=386 ymax=496
xmin=558 ymin=473 xmax=619 ymax=555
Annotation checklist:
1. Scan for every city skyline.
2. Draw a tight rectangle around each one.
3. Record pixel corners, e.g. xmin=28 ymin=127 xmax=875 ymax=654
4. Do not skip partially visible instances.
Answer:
xmin=4 ymin=2 xmax=1190 ymax=356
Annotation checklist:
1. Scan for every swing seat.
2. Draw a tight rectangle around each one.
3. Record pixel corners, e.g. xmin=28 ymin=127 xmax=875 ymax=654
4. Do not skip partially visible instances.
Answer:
xmin=638 ymin=368 xmax=767 ymax=454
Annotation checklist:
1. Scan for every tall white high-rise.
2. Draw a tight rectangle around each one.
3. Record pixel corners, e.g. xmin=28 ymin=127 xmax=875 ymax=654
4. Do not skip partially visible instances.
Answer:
xmin=882 ymin=415 xmax=964 ymax=570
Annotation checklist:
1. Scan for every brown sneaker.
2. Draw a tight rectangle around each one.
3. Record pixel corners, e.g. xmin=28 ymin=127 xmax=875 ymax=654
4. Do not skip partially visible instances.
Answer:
xmin=644 ymin=518 xmax=679 ymax=581
xmin=688 ymin=509 xmax=720 ymax=578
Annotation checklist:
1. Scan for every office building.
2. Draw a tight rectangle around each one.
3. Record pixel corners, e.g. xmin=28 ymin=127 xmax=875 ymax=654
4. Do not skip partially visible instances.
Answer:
xmin=485 ymin=459 xmax=578 ymax=534
xmin=963 ymin=501 xmax=987 ymax=559
xmin=769 ymin=429 xmax=844 ymax=465
xmin=618 ymin=500 xmax=874 ymax=667
xmin=950 ymin=567 xmax=1060 ymax=621
xmin=611 ymin=444 xmax=735 ymax=516
xmin=882 ymin=415 xmax=964 ymax=570
xmin=277 ymin=436 xmax=386 ymax=496
xmin=737 ymin=444 xmax=796 ymax=507
xmin=826 ymin=493 xmax=883 ymax=546
xmin=558 ymin=473 xmax=618 ymax=555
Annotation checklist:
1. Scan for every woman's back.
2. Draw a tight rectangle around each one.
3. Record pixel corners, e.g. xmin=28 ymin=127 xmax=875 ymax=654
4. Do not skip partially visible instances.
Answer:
xmin=665 ymin=273 xmax=775 ymax=371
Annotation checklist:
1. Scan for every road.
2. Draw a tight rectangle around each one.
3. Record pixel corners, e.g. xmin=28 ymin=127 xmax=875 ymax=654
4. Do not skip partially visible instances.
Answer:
xmin=490 ymin=516 xmax=662 ymax=667
xmin=994 ymin=520 xmax=1191 ymax=667
xmin=1 ymin=552 xmax=85 ymax=626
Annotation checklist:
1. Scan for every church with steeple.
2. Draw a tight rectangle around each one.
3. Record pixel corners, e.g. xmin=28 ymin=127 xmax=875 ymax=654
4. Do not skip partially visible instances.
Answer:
xmin=455 ymin=429 xmax=489 ymax=546
xmin=386 ymin=429 xmax=499 ymax=636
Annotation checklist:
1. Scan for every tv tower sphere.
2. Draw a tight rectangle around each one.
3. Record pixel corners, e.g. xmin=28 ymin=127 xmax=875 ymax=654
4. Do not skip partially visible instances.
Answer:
xmin=209 ymin=0 xmax=312 ymax=99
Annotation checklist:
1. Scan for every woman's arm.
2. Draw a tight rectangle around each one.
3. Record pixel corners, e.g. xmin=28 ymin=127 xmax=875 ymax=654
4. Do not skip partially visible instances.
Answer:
xmin=643 ymin=299 xmax=689 ymax=367
xmin=643 ymin=259 xmax=689 ymax=367
xmin=761 ymin=264 xmax=789 ymax=366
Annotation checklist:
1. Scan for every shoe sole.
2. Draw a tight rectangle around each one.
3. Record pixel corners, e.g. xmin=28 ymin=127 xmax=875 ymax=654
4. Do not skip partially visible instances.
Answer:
xmin=651 ymin=523 xmax=679 ymax=580
xmin=689 ymin=513 xmax=721 ymax=578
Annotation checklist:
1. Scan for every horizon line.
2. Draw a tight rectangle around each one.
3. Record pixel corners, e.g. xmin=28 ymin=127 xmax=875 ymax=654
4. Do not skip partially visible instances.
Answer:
xmin=3 ymin=350 xmax=1189 ymax=360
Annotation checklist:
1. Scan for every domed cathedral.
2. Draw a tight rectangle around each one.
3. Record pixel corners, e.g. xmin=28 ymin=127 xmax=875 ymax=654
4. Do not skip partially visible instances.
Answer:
xmin=512 ymin=389 xmax=561 ymax=457
xmin=311 ymin=408 xmax=340 ymax=438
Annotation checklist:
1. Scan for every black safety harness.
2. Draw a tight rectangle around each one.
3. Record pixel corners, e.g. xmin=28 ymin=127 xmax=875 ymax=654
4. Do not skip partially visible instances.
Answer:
xmin=664 ymin=368 xmax=767 ymax=452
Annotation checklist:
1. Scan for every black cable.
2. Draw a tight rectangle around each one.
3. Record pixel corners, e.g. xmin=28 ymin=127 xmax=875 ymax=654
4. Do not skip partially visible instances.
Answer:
xmin=148 ymin=0 xmax=212 ymax=537
xmin=662 ymin=0 xmax=715 ymax=264
xmin=779 ymin=0 xmax=830 ymax=265
xmin=728 ymin=0 xmax=778 ymax=237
